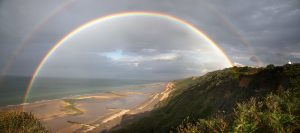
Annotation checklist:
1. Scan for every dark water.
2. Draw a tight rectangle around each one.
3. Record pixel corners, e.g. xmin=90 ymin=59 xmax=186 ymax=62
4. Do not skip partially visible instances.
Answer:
xmin=0 ymin=76 xmax=159 ymax=107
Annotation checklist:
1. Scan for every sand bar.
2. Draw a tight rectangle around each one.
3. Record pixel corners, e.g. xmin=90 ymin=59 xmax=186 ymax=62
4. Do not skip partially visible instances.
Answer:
xmin=1 ymin=82 xmax=173 ymax=132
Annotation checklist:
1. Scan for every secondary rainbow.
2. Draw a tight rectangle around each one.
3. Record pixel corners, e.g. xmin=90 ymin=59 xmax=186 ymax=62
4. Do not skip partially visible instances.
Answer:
xmin=0 ymin=0 xmax=75 ymax=85
xmin=24 ymin=11 xmax=233 ymax=103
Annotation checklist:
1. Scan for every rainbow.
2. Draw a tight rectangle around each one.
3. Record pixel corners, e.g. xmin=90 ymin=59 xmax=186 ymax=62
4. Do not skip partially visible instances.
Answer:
xmin=24 ymin=11 xmax=233 ymax=103
xmin=0 ymin=0 xmax=75 ymax=85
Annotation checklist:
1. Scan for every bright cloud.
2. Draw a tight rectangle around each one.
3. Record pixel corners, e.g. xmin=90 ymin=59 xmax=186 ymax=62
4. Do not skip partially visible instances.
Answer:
xmin=100 ymin=50 xmax=179 ymax=65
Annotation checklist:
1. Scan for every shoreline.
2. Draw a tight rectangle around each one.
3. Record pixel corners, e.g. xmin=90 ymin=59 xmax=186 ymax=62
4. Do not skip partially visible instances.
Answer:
xmin=87 ymin=82 xmax=174 ymax=132
xmin=0 ymin=83 xmax=163 ymax=110
xmin=0 ymin=82 xmax=173 ymax=132
xmin=0 ymin=82 xmax=163 ymax=109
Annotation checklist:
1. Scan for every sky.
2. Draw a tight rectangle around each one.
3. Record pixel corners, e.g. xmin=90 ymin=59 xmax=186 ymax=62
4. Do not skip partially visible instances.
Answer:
xmin=0 ymin=0 xmax=300 ymax=80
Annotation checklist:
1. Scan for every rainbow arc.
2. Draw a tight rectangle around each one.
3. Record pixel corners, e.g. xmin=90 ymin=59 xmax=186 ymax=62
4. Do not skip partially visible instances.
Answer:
xmin=24 ymin=11 xmax=233 ymax=103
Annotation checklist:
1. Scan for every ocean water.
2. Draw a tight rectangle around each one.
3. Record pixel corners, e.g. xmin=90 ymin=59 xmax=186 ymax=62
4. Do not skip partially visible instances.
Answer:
xmin=0 ymin=76 xmax=158 ymax=107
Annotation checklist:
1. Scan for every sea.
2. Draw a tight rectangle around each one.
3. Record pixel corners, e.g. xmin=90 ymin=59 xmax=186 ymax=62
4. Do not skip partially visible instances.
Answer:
xmin=0 ymin=76 xmax=160 ymax=107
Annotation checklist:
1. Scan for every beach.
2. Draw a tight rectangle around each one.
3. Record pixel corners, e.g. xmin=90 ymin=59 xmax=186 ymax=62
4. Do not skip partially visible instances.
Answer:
xmin=7 ymin=82 xmax=173 ymax=132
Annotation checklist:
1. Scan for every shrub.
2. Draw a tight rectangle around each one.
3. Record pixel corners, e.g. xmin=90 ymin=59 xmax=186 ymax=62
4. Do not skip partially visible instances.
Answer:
xmin=0 ymin=111 xmax=48 ymax=133
xmin=177 ymin=89 xmax=300 ymax=133
xmin=233 ymin=98 xmax=262 ymax=132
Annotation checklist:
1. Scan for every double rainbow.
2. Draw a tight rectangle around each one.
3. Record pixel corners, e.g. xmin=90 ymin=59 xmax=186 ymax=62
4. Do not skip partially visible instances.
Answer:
xmin=24 ymin=11 xmax=233 ymax=103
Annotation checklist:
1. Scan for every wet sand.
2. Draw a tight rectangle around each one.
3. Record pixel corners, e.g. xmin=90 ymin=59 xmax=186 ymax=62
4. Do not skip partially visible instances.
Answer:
xmin=14 ymin=82 xmax=174 ymax=132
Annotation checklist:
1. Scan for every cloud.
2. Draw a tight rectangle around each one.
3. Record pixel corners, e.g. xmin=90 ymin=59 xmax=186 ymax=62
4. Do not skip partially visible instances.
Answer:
xmin=150 ymin=53 xmax=179 ymax=61
xmin=290 ymin=52 xmax=300 ymax=59
xmin=250 ymin=56 xmax=259 ymax=63
xmin=201 ymin=68 xmax=209 ymax=74
xmin=233 ymin=62 xmax=244 ymax=67
xmin=100 ymin=50 xmax=180 ymax=65
xmin=142 ymin=48 xmax=157 ymax=53
xmin=1 ymin=0 xmax=300 ymax=78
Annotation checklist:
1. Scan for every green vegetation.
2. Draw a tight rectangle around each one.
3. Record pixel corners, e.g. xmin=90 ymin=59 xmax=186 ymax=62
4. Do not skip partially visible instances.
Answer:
xmin=0 ymin=111 xmax=48 ymax=133
xmin=177 ymin=89 xmax=300 ymax=132
xmin=113 ymin=64 xmax=300 ymax=133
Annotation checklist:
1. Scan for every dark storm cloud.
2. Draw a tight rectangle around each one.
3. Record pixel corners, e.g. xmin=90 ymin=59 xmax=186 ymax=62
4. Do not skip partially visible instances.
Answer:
xmin=206 ymin=0 xmax=300 ymax=65
xmin=0 ymin=0 xmax=299 ymax=78
xmin=250 ymin=56 xmax=260 ymax=64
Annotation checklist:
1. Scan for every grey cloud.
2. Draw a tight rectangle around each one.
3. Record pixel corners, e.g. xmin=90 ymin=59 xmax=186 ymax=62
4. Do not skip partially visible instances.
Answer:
xmin=0 ymin=0 xmax=299 ymax=78
xmin=250 ymin=56 xmax=259 ymax=64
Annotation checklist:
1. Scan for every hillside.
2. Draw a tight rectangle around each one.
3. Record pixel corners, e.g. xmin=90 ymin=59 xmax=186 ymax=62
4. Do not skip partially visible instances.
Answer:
xmin=112 ymin=64 xmax=300 ymax=132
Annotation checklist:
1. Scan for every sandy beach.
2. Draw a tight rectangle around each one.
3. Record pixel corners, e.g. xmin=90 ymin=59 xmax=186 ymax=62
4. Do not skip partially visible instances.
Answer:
xmin=6 ymin=82 xmax=174 ymax=132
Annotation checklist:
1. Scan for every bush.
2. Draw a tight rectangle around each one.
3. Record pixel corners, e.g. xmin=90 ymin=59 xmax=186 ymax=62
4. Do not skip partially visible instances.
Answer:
xmin=177 ymin=89 xmax=300 ymax=133
xmin=0 ymin=111 xmax=48 ymax=133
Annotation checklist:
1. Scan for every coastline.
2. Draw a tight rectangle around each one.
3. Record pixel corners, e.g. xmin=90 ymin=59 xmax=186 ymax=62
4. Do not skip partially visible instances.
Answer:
xmin=0 ymin=82 xmax=174 ymax=132
xmin=0 ymin=83 xmax=158 ymax=109
xmin=87 ymin=82 xmax=174 ymax=132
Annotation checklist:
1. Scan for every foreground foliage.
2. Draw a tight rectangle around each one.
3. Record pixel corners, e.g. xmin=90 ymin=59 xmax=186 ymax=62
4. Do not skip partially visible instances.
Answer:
xmin=177 ymin=89 xmax=300 ymax=133
xmin=0 ymin=111 xmax=48 ymax=133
